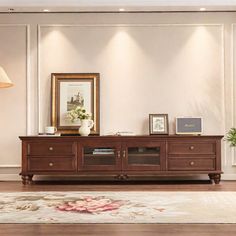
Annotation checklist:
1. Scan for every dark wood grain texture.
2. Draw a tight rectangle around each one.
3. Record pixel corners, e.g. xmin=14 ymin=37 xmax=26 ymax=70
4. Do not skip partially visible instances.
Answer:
xmin=19 ymin=135 xmax=223 ymax=184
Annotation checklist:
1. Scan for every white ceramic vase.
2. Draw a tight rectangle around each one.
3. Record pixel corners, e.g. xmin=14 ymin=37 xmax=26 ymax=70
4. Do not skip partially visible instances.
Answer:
xmin=79 ymin=119 xmax=94 ymax=136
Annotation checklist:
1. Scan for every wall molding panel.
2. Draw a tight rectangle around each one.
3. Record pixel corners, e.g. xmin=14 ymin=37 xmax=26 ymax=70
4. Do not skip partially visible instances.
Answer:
xmin=37 ymin=23 xmax=225 ymax=133
xmin=0 ymin=24 xmax=30 ymax=135
xmin=26 ymin=24 xmax=31 ymax=135
xmin=231 ymin=24 xmax=236 ymax=165
xmin=0 ymin=24 xmax=30 ymax=174
xmin=37 ymin=24 xmax=41 ymax=133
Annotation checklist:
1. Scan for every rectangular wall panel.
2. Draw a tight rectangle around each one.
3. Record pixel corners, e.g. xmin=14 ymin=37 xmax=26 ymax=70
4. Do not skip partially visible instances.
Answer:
xmin=0 ymin=25 xmax=28 ymax=166
xmin=39 ymin=24 xmax=224 ymax=135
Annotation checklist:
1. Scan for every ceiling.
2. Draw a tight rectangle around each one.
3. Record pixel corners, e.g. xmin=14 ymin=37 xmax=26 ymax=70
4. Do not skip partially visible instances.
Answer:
xmin=1 ymin=0 xmax=236 ymax=12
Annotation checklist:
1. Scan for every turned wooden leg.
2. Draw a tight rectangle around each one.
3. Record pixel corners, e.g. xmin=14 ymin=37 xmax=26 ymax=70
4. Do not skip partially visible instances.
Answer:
xmin=22 ymin=175 xmax=33 ymax=185
xmin=208 ymin=173 xmax=214 ymax=183
xmin=208 ymin=174 xmax=221 ymax=184
xmin=213 ymin=174 xmax=221 ymax=184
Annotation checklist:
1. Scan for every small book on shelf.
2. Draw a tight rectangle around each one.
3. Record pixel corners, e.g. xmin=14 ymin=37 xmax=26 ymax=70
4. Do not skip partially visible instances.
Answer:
xmin=116 ymin=131 xmax=135 ymax=136
xmin=92 ymin=148 xmax=115 ymax=155
xmin=92 ymin=151 xmax=114 ymax=155
xmin=38 ymin=133 xmax=61 ymax=136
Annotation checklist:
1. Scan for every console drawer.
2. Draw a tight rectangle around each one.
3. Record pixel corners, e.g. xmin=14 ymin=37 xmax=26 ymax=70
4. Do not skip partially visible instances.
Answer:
xmin=27 ymin=142 xmax=76 ymax=156
xmin=168 ymin=158 xmax=215 ymax=170
xmin=28 ymin=157 xmax=76 ymax=171
xmin=168 ymin=142 xmax=215 ymax=155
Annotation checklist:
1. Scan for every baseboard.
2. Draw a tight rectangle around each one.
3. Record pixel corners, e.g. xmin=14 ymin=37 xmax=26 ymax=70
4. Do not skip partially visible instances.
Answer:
xmin=0 ymin=174 xmax=21 ymax=181
xmin=221 ymin=174 xmax=236 ymax=180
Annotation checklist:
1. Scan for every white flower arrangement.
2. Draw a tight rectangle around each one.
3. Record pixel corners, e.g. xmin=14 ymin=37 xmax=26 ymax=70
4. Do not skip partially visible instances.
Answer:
xmin=67 ymin=106 xmax=91 ymax=122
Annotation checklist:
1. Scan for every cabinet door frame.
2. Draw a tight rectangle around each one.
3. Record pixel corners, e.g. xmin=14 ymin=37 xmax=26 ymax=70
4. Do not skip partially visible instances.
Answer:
xmin=78 ymin=141 xmax=122 ymax=171
xmin=122 ymin=141 xmax=166 ymax=171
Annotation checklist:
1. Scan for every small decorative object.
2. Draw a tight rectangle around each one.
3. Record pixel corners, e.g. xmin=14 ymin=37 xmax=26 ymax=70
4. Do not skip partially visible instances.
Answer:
xmin=45 ymin=126 xmax=57 ymax=135
xmin=149 ymin=114 xmax=169 ymax=135
xmin=79 ymin=119 xmax=94 ymax=136
xmin=176 ymin=117 xmax=202 ymax=135
xmin=51 ymin=73 xmax=100 ymax=134
xmin=116 ymin=131 xmax=135 ymax=136
xmin=226 ymin=128 xmax=236 ymax=147
xmin=67 ymin=106 xmax=94 ymax=136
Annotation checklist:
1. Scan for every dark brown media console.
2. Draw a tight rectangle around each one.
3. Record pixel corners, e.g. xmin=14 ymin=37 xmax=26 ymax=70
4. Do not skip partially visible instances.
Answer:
xmin=19 ymin=135 xmax=223 ymax=185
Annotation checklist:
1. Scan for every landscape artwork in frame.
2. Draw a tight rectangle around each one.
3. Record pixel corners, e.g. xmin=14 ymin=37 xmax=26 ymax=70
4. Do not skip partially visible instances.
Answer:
xmin=51 ymin=73 xmax=100 ymax=134
xmin=149 ymin=114 xmax=169 ymax=135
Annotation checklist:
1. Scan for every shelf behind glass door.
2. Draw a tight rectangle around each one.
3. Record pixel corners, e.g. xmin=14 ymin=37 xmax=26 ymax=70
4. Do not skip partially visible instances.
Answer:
xmin=84 ymin=147 xmax=116 ymax=165
xmin=127 ymin=147 xmax=160 ymax=165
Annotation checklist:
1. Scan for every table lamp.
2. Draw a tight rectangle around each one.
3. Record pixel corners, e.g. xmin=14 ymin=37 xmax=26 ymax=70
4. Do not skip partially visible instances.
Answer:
xmin=0 ymin=66 xmax=13 ymax=88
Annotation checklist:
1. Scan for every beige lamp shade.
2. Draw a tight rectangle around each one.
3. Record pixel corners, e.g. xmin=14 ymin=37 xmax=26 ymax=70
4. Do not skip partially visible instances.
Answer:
xmin=0 ymin=66 xmax=13 ymax=88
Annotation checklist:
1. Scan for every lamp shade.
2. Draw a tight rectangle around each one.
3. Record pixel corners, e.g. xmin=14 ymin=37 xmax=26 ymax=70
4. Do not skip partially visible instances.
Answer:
xmin=0 ymin=66 xmax=13 ymax=88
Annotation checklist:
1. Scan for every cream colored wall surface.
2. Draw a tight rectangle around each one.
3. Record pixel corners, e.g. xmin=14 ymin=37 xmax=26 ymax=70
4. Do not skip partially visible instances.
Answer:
xmin=0 ymin=12 xmax=235 ymax=180
xmin=39 ymin=24 xmax=224 ymax=135
xmin=0 ymin=25 xmax=27 ymax=173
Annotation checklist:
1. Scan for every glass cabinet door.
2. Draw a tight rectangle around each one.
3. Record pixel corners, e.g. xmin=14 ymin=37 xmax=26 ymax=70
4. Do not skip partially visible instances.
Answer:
xmin=79 ymin=142 xmax=121 ymax=171
xmin=122 ymin=142 xmax=166 ymax=171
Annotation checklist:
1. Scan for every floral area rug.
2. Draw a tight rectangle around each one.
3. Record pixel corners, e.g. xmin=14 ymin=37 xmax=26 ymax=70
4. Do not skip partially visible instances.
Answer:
xmin=0 ymin=191 xmax=236 ymax=224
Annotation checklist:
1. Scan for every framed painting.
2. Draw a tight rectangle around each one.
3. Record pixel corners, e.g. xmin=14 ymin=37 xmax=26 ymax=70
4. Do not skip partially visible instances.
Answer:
xmin=51 ymin=73 xmax=100 ymax=135
xmin=149 ymin=114 xmax=169 ymax=135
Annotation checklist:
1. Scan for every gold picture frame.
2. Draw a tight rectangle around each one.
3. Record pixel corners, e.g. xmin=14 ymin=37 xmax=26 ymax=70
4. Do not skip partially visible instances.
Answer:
xmin=149 ymin=114 xmax=169 ymax=135
xmin=51 ymin=73 xmax=100 ymax=135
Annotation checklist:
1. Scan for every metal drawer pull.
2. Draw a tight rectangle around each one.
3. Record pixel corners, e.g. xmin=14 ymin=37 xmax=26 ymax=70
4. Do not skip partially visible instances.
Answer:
xmin=117 ymin=151 xmax=121 ymax=159
xmin=122 ymin=150 xmax=126 ymax=158
xmin=189 ymin=146 xmax=194 ymax=150
xmin=49 ymin=162 xmax=54 ymax=167
xmin=49 ymin=147 xmax=54 ymax=151
xmin=190 ymin=161 xmax=195 ymax=166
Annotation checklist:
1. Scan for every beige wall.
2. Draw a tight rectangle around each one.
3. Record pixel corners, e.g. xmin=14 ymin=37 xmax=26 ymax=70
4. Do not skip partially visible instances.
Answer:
xmin=0 ymin=12 xmax=235 ymax=180
xmin=0 ymin=25 xmax=27 ymax=179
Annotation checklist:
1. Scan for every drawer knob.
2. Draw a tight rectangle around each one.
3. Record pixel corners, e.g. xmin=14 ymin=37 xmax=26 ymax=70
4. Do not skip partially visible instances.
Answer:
xmin=49 ymin=162 xmax=54 ymax=167
xmin=49 ymin=147 xmax=54 ymax=151
xmin=117 ymin=150 xmax=121 ymax=159
xmin=189 ymin=146 xmax=194 ymax=150
xmin=123 ymin=150 xmax=126 ymax=158
xmin=189 ymin=161 xmax=195 ymax=166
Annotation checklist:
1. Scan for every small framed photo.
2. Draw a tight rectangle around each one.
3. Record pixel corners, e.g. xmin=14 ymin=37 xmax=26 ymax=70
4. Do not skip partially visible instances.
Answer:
xmin=149 ymin=114 xmax=169 ymax=135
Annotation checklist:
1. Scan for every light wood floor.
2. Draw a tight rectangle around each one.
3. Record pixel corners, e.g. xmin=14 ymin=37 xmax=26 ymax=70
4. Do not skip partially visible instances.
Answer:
xmin=1 ymin=180 xmax=236 ymax=236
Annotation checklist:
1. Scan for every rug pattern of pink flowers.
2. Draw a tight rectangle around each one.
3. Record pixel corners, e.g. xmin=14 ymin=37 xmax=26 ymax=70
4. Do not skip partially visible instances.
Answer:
xmin=56 ymin=195 xmax=128 ymax=213
xmin=0 ymin=191 xmax=236 ymax=223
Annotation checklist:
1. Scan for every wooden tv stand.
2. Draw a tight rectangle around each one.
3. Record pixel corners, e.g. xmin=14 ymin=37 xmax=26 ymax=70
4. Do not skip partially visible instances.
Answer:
xmin=19 ymin=135 xmax=223 ymax=185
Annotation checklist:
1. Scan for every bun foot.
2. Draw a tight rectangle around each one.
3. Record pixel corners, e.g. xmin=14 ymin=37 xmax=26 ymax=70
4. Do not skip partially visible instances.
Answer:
xmin=208 ymin=173 xmax=221 ymax=184
xmin=21 ymin=175 xmax=33 ymax=185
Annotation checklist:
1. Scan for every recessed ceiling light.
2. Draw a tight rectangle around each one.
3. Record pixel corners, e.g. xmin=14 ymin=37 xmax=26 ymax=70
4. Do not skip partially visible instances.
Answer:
xmin=200 ymin=7 xmax=206 ymax=11
xmin=43 ymin=9 xmax=50 ymax=12
xmin=119 ymin=8 xmax=125 ymax=12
